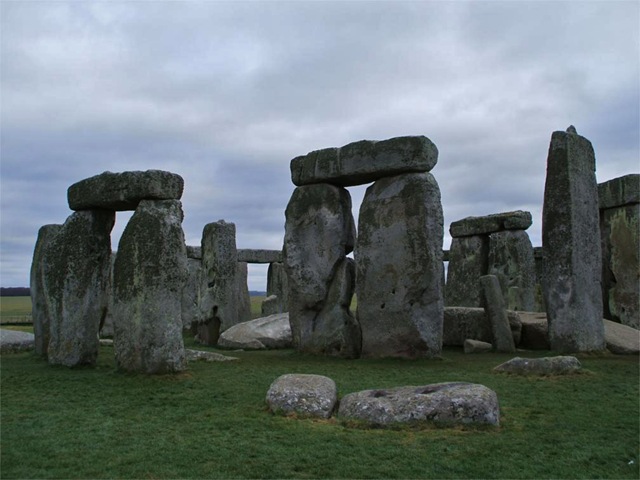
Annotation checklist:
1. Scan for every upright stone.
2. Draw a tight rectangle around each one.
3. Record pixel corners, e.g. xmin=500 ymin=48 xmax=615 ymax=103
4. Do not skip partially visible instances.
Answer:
xmin=532 ymin=247 xmax=546 ymax=312
xmin=182 ymin=256 xmax=202 ymax=332
xmin=356 ymin=172 xmax=444 ymax=358
xmin=265 ymin=262 xmax=289 ymax=314
xmin=44 ymin=211 xmax=114 ymax=366
xmin=487 ymin=230 xmax=536 ymax=311
xmin=112 ymin=200 xmax=187 ymax=374
xmin=445 ymin=236 xmax=489 ymax=307
xmin=30 ymin=224 xmax=62 ymax=357
xmin=283 ymin=184 xmax=360 ymax=357
xmin=197 ymin=221 xmax=239 ymax=346
xmin=236 ymin=262 xmax=251 ymax=325
xmin=480 ymin=275 xmax=516 ymax=353
xmin=542 ymin=127 xmax=605 ymax=352
xmin=99 ymin=253 xmax=116 ymax=338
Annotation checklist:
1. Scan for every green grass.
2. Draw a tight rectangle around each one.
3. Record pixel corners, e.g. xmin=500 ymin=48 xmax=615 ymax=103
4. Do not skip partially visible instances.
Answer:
xmin=250 ymin=295 xmax=265 ymax=318
xmin=0 ymin=296 xmax=32 ymax=322
xmin=1 ymin=341 xmax=638 ymax=479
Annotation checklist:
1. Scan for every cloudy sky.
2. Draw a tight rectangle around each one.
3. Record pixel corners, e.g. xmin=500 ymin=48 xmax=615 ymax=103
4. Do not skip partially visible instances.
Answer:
xmin=1 ymin=0 xmax=638 ymax=291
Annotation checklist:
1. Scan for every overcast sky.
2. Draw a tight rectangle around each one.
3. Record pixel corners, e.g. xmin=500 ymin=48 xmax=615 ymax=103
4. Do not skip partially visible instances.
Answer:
xmin=1 ymin=0 xmax=638 ymax=291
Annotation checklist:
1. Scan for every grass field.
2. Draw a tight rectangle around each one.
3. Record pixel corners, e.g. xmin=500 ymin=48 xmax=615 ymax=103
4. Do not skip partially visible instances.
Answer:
xmin=0 ymin=296 xmax=32 ymax=323
xmin=1 ymin=340 xmax=638 ymax=479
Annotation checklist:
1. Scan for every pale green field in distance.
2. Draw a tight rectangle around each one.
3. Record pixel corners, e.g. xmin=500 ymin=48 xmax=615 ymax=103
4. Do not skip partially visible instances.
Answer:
xmin=0 ymin=296 xmax=32 ymax=322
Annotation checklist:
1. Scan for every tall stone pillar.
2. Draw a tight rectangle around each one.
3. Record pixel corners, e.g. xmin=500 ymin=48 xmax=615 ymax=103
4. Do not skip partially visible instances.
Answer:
xmin=542 ymin=126 xmax=605 ymax=352
xmin=356 ymin=173 xmax=444 ymax=358
xmin=44 ymin=211 xmax=114 ymax=367
xmin=283 ymin=184 xmax=360 ymax=357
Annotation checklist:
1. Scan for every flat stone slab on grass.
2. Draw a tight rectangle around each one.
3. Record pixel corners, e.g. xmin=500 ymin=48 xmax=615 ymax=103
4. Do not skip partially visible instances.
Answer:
xmin=185 ymin=349 xmax=238 ymax=362
xmin=218 ymin=313 xmax=292 ymax=350
xmin=338 ymin=382 xmax=500 ymax=427
xmin=464 ymin=339 xmax=492 ymax=354
xmin=291 ymin=136 xmax=438 ymax=187
xmin=0 ymin=329 xmax=35 ymax=354
xmin=68 ymin=170 xmax=184 ymax=211
xmin=493 ymin=356 xmax=582 ymax=375
xmin=450 ymin=210 xmax=532 ymax=238
xmin=266 ymin=374 xmax=337 ymax=419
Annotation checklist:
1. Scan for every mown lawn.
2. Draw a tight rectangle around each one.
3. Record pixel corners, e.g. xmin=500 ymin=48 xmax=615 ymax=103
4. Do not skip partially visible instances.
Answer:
xmin=1 ymin=340 xmax=638 ymax=479
xmin=0 ymin=296 xmax=32 ymax=323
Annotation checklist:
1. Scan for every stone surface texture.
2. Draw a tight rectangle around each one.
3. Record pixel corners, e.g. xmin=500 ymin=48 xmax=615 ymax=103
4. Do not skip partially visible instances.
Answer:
xmin=112 ymin=200 xmax=187 ymax=374
xmin=338 ymin=383 xmax=500 ymax=427
xmin=68 ymin=170 xmax=184 ymax=211
xmin=181 ymin=257 xmax=202 ymax=331
xmin=283 ymin=184 xmax=360 ymax=357
xmin=464 ymin=339 xmax=492 ymax=354
xmin=518 ymin=312 xmax=551 ymax=350
xmin=480 ymin=275 xmax=516 ymax=353
xmin=218 ymin=313 xmax=292 ymax=350
xmin=494 ymin=356 xmax=582 ymax=375
xmin=356 ymin=173 xmax=443 ymax=358
xmin=185 ymin=349 xmax=238 ymax=362
xmin=30 ymin=224 xmax=62 ymax=356
xmin=266 ymin=374 xmax=337 ymax=419
xmin=542 ymin=129 xmax=605 ymax=352
xmin=443 ymin=307 xmax=521 ymax=347
xmin=261 ymin=295 xmax=281 ymax=316
xmin=266 ymin=262 xmax=289 ymax=314
xmin=237 ymin=249 xmax=282 ymax=264
xmin=236 ymin=262 xmax=252 ymax=325
xmin=44 ymin=210 xmax=114 ymax=367
xmin=450 ymin=210 xmax=532 ymax=238
xmin=0 ymin=329 xmax=35 ymax=354
xmin=598 ymin=174 xmax=640 ymax=209
xmin=445 ymin=236 xmax=488 ymax=307
xmin=197 ymin=221 xmax=239 ymax=346
xmin=291 ymin=136 xmax=438 ymax=187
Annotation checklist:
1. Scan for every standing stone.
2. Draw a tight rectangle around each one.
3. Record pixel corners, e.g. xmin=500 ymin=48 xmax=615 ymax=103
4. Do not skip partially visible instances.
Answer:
xmin=487 ymin=230 xmax=536 ymax=311
xmin=445 ymin=236 xmax=489 ymax=307
xmin=236 ymin=262 xmax=251 ymax=324
xmin=99 ymin=253 xmax=116 ymax=338
xmin=182 ymin=256 xmax=202 ymax=332
xmin=112 ymin=200 xmax=187 ymax=374
xmin=265 ymin=262 xmax=289 ymax=314
xmin=532 ymin=247 xmax=546 ymax=312
xmin=480 ymin=275 xmax=516 ymax=353
xmin=44 ymin=211 xmax=114 ymax=367
xmin=283 ymin=183 xmax=360 ymax=357
xmin=542 ymin=127 xmax=605 ymax=352
xmin=30 ymin=224 xmax=62 ymax=357
xmin=356 ymin=172 xmax=444 ymax=358
xmin=197 ymin=221 xmax=239 ymax=346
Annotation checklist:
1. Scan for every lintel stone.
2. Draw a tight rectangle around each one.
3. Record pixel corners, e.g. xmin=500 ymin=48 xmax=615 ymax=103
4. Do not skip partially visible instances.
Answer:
xmin=68 ymin=170 xmax=184 ymax=211
xmin=598 ymin=174 xmax=640 ymax=210
xmin=290 ymin=136 xmax=438 ymax=187
xmin=450 ymin=210 xmax=532 ymax=238
xmin=237 ymin=249 xmax=282 ymax=264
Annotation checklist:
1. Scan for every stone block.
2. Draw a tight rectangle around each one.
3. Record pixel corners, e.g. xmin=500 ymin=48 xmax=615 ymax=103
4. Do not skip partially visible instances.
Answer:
xmin=449 ymin=210 xmax=532 ymax=238
xmin=266 ymin=262 xmax=289 ymax=313
xmin=464 ymin=339 xmax=492 ymax=354
xmin=266 ymin=374 xmax=337 ymax=419
xmin=237 ymin=249 xmax=282 ymax=264
xmin=218 ymin=313 xmax=292 ymax=350
xmin=68 ymin=170 xmax=184 ymax=211
xmin=443 ymin=306 xmax=521 ymax=347
xmin=598 ymin=173 xmax=640 ymax=210
xmin=480 ymin=275 xmax=516 ymax=353
xmin=494 ymin=356 xmax=582 ymax=375
xmin=291 ymin=136 xmax=438 ymax=187
xmin=445 ymin=236 xmax=489 ymax=307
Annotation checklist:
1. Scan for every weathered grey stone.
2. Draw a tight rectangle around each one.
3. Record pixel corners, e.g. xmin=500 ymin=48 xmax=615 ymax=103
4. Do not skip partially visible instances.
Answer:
xmin=450 ymin=211 xmax=532 ymax=238
xmin=464 ymin=339 xmax=492 ymax=354
xmin=261 ymin=295 xmax=281 ymax=316
xmin=68 ymin=170 xmax=184 ymax=211
xmin=532 ymin=247 xmax=546 ymax=312
xmin=266 ymin=374 xmax=337 ymax=419
xmin=542 ymin=129 xmax=605 ymax=352
xmin=181 ymin=257 xmax=202 ymax=331
xmin=0 ymin=329 xmax=35 ymax=354
xmin=196 ymin=221 xmax=239 ymax=346
xmin=600 ymin=203 xmax=640 ymax=329
xmin=356 ymin=173 xmax=443 ymax=358
xmin=480 ymin=275 xmax=516 ymax=353
xmin=338 ymin=383 xmax=500 ymax=427
xmin=494 ymin=356 xmax=582 ymax=375
xmin=487 ymin=230 xmax=536 ymax=311
xmin=237 ymin=249 xmax=282 ymax=264
xmin=99 ymin=253 xmax=116 ymax=338
xmin=266 ymin=262 xmax=289 ymax=313
xmin=443 ymin=307 xmax=521 ymax=347
xmin=445 ymin=236 xmax=489 ymax=307
xmin=518 ymin=312 xmax=551 ymax=350
xmin=236 ymin=262 xmax=251 ymax=325
xmin=283 ymin=184 xmax=360 ymax=357
xmin=45 ymin=210 xmax=114 ymax=367
xmin=291 ymin=136 xmax=438 ymax=187
xmin=186 ymin=245 xmax=202 ymax=259
xmin=185 ymin=349 xmax=238 ymax=362
xmin=112 ymin=200 xmax=187 ymax=374
xmin=30 ymin=224 xmax=62 ymax=356
xmin=218 ymin=313 xmax=292 ymax=350
xmin=598 ymin=174 xmax=640 ymax=210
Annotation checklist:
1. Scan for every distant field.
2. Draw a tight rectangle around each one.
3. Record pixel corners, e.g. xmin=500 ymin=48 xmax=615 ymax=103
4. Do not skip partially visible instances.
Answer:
xmin=0 ymin=296 xmax=32 ymax=323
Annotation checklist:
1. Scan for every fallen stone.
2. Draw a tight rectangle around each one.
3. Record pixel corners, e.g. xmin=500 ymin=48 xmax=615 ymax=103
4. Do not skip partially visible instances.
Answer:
xmin=68 ymin=170 xmax=184 ymax=211
xmin=480 ymin=275 xmax=516 ymax=353
xmin=185 ymin=349 xmax=238 ymax=362
xmin=356 ymin=173 xmax=443 ymax=358
xmin=266 ymin=374 xmax=337 ymax=419
xmin=494 ymin=356 xmax=582 ymax=375
xmin=542 ymin=128 xmax=605 ymax=352
xmin=464 ymin=339 xmax=492 ymax=354
xmin=112 ymin=200 xmax=188 ymax=374
xmin=291 ymin=136 xmax=438 ymax=187
xmin=338 ymin=383 xmax=500 ymax=427
xmin=218 ymin=313 xmax=292 ymax=350
xmin=604 ymin=320 xmax=640 ymax=355
xmin=598 ymin=174 xmax=640 ymax=210
xmin=450 ymin=211 xmax=532 ymax=238
xmin=237 ymin=249 xmax=282 ymax=264
xmin=443 ymin=307 xmax=521 ymax=347
xmin=0 ymin=329 xmax=35 ymax=354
